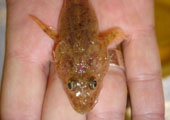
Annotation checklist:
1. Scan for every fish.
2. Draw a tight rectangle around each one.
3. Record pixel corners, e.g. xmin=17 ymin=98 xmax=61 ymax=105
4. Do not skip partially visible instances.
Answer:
xmin=30 ymin=0 xmax=126 ymax=114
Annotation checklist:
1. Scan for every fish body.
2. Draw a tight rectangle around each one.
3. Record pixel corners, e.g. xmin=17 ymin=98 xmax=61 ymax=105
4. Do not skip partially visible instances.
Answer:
xmin=56 ymin=0 xmax=109 ymax=113
xmin=30 ymin=0 xmax=126 ymax=114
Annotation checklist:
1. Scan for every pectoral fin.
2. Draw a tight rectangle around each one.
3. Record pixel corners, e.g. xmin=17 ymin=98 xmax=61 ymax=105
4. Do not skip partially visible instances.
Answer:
xmin=29 ymin=15 xmax=59 ymax=44
xmin=99 ymin=27 xmax=127 ymax=47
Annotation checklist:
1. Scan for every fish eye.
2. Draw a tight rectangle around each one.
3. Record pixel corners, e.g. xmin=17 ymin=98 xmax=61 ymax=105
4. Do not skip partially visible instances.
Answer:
xmin=89 ymin=76 xmax=97 ymax=90
xmin=68 ymin=78 xmax=77 ymax=91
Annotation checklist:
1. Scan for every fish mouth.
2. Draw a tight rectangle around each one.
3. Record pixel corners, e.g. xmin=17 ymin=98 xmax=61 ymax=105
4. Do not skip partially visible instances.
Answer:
xmin=72 ymin=101 xmax=95 ymax=114
xmin=70 ymin=96 xmax=97 ymax=114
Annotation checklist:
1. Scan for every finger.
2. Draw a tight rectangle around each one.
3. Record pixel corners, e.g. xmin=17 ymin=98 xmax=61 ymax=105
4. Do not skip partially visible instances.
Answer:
xmin=0 ymin=1 xmax=56 ymax=119
xmin=41 ymin=64 xmax=86 ymax=120
xmin=1 ymin=58 xmax=48 ymax=120
xmin=123 ymin=30 xmax=164 ymax=119
xmin=87 ymin=67 xmax=127 ymax=120
xmin=122 ymin=0 xmax=165 ymax=119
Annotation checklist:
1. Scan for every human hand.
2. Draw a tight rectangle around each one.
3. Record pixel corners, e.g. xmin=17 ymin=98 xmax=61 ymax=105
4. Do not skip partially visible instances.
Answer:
xmin=1 ymin=0 xmax=164 ymax=120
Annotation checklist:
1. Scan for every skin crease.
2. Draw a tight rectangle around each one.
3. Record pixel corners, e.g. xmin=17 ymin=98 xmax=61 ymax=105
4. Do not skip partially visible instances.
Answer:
xmin=0 ymin=0 xmax=164 ymax=120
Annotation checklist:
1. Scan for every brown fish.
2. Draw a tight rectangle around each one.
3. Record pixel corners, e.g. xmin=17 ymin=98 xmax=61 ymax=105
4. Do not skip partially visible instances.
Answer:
xmin=30 ymin=0 xmax=126 ymax=114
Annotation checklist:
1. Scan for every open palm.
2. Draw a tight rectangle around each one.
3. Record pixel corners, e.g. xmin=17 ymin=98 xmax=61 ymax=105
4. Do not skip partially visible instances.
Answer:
xmin=1 ymin=0 xmax=164 ymax=120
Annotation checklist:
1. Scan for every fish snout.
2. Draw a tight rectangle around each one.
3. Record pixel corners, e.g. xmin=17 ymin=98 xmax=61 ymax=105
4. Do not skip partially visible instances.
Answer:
xmin=71 ymin=93 xmax=96 ymax=114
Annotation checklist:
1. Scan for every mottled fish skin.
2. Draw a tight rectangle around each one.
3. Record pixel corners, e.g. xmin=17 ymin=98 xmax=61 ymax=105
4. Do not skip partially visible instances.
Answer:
xmin=55 ymin=0 xmax=109 ymax=113
xmin=30 ymin=0 xmax=126 ymax=114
